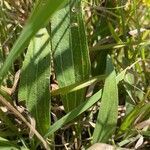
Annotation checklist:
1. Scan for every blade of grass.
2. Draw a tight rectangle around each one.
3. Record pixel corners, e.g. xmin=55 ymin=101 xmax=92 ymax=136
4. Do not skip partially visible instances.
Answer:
xmin=0 ymin=49 xmax=4 ymax=68
xmin=92 ymin=56 xmax=118 ymax=143
xmin=91 ymin=41 xmax=150 ymax=51
xmin=108 ymin=21 xmax=122 ymax=43
xmin=45 ymin=89 xmax=102 ymax=138
xmin=117 ymin=102 xmax=150 ymax=136
xmin=41 ymin=61 xmax=126 ymax=139
xmin=0 ymin=0 xmax=66 ymax=84
xmin=51 ymin=74 xmax=106 ymax=96
xmin=18 ymin=28 xmax=51 ymax=136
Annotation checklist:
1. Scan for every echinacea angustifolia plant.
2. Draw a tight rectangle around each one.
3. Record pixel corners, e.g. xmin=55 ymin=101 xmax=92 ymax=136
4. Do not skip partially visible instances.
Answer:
xmin=0 ymin=0 xmax=150 ymax=149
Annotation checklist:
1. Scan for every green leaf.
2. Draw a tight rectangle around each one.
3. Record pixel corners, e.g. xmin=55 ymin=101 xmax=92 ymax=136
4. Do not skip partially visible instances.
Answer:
xmin=108 ymin=22 xmax=122 ymax=43
xmin=18 ymin=28 xmax=51 ymax=135
xmin=0 ymin=0 xmax=66 ymax=84
xmin=0 ymin=137 xmax=19 ymax=149
xmin=51 ymin=0 xmax=90 ymax=112
xmin=43 ymin=64 xmax=125 ymax=138
xmin=118 ymin=102 xmax=150 ymax=136
xmin=45 ymin=89 xmax=102 ymax=138
xmin=52 ymin=74 xmax=106 ymax=96
xmin=0 ymin=49 xmax=4 ymax=69
xmin=92 ymin=57 xmax=118 ymax=143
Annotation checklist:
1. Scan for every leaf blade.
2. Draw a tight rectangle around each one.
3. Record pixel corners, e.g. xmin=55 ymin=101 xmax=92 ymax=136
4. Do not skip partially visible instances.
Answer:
xmin=18 ymin=28 xmax=51 ymax=135
xmin=92 ymin=57 xmax=118 ymax=143
xmin=51 ymin=0 xmax=90 ymax=112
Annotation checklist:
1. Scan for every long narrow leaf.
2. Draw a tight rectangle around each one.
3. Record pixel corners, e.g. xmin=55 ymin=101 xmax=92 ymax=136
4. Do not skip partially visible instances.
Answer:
xmin=92 ymin=57 xmax=118 ymax=143
xmin=18 ymin=28 xmax=51 ymax=135
xmin=52 ymin=74 xmax=106 ymax=96
xmin=118 ymin=102 xmax=150 ymax=136
xmin=51 ymin=0 xmax=90 ymax=112
xmin=45 ymin=89 xmax=102 ymax=138
xmin=0 ymin=49 xmax=3 ymax=68
xmin=43 ymin=66 xmax=125 ymax=139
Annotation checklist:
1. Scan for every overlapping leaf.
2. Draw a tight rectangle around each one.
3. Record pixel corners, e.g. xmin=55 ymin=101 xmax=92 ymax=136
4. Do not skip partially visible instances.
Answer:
xmin=0 ymin=0 xmax=66 ymax=84
xmin=43 ymin=62 xmax=126 ymax=139
xmin=51 ymin=0 xmax=90 ymax=112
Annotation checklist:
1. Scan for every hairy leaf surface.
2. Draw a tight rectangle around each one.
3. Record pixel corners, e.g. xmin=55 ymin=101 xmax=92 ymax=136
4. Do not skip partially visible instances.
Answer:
xmin=19 ymin=28 xmax=51 ymax=135
xmin=51 ymin=0 xmax=90 ymax=112
xmin=92 ymin=57 xmax=118 ymax=143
